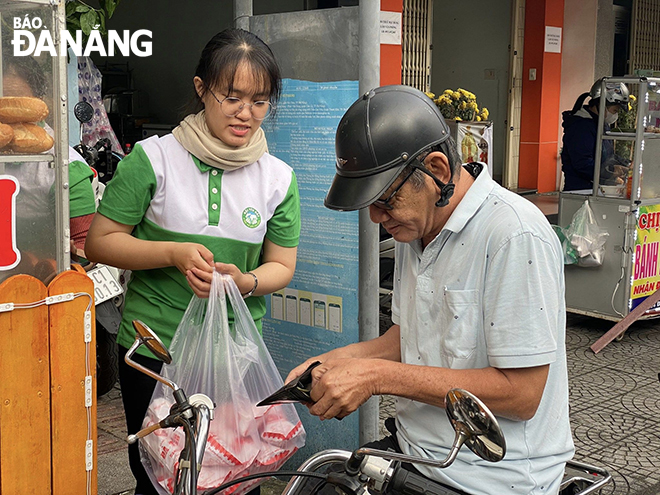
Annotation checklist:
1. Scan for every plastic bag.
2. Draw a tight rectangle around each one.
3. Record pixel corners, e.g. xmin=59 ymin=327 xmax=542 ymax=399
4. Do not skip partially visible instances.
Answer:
xmin=140 ymin=272 xmax=305 ymax=494
xmin=552 ymin=225 xmax=578 ymax=265
xmin=77 ymin=57 xmax=124 ymax=155
xmin=565 ymin=200 xmax=609 ymax=267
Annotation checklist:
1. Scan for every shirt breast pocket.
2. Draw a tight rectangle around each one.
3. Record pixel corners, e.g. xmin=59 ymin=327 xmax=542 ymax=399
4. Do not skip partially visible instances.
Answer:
xmin=438 ymin=288 xmax=480 ymax=362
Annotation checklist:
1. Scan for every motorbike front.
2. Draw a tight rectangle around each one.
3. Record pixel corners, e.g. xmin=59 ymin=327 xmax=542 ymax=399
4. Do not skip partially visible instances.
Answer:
xmin=125 ymin=320 xmax=612 ymax=495
xmin=72 ymin=100 xmax=125 ymax=396
xmin=73 ymin=100 xmax=123 ymax=187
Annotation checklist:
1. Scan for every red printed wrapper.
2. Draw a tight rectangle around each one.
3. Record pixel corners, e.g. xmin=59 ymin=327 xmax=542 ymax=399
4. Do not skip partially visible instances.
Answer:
xmin=140 ymin=397 xmax=305 ymax=494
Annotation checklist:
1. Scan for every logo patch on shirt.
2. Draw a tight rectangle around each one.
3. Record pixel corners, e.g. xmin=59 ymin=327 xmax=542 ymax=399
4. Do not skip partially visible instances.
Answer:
xmin=242 ymin=207 xmax=261 ymax=228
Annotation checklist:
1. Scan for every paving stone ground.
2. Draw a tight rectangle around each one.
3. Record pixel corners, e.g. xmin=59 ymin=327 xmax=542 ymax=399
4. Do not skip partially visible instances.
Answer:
xmin=98 ymin=313 xmax=660 ymax=495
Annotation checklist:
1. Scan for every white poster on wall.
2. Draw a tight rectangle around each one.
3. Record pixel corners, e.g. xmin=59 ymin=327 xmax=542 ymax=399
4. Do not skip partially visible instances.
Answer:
xmin=380 ymin=11 xmax=402 ymax=45
xmin=544 ymin=26 xmax=562 ymax=53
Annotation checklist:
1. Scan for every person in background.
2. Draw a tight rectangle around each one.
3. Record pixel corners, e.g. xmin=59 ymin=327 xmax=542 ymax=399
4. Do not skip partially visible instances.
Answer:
xmin=561 ymin=78 xmax=630 ymax=191
xmin=85 ymin=28 xmax=300 ymax=494
xmin=287 ymin=85 xmax=573 ymax=495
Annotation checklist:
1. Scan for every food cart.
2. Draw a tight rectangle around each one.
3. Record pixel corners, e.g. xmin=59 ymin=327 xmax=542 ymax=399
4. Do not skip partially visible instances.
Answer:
xmin=0 ymin=1 xmax=98 ymax=493
xmin=559 ymin=76 xmax=660 ymax=321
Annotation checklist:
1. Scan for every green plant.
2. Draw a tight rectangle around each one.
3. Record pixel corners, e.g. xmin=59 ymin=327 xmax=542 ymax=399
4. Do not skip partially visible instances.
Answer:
xmin=66 ymin=0 xmax=121 ymax=44
xmin=427 ymin=88 xmax=489 ymax=122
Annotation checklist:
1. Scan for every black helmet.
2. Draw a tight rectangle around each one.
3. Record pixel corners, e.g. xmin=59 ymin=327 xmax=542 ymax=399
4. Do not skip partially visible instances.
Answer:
xmin=325 ymin=85 xmax=451 ymax=211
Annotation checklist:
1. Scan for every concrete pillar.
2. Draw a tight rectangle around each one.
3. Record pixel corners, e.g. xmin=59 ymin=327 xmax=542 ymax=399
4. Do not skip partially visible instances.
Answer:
xmin=518 ymin=0 xmax=564 ymax=193
xmin=380 ymin=0 xmax=403 ymax=85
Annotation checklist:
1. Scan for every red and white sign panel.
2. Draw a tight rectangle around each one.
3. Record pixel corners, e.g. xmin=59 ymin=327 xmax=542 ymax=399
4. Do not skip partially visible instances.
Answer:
xmin=0 ymin=176 xmax=20 ymax=271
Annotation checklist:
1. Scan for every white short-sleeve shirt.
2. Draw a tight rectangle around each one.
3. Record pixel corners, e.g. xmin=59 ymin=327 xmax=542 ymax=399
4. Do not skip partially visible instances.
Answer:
xmin=391 ymin=166 xmax=574 ymax=495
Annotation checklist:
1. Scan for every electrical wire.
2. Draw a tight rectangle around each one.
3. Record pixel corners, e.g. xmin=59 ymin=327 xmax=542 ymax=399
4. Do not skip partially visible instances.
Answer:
xmin=4 ymin=291 xmax=94 ymax=495
xmin=184 ymin=419 xmax=197 ymax=494
xmin=310 ymin=479 xmax=329 ymax=495
xmin=202 ymin=471 xmax=328 ymax=495
xmin=611 ymin=266 xmax=626 ymax=318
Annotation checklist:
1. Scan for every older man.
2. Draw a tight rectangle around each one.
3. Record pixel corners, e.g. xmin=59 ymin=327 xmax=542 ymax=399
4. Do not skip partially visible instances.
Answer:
xmin=287 ymin=85 xmax=574 ymax=495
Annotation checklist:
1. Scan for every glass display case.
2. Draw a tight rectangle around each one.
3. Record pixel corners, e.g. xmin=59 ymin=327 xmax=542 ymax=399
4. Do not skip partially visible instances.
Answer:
xmin=0 ymin=0 xmax=69 ymax=284
xmin=559 ymin=76 xmax=660 ymax=320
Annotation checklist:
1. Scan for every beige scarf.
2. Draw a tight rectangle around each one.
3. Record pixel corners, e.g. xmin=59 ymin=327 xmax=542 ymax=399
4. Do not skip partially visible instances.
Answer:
xmin=172 ymin=110 xmax=267 ymax=171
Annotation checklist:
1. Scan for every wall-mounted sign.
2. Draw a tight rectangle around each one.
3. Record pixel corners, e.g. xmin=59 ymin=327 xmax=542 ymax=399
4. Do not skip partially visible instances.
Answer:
xmin=544 ymin=26 xmax=562 ymax=53
xmin=380 ymin=11 xmax=402 ymax=45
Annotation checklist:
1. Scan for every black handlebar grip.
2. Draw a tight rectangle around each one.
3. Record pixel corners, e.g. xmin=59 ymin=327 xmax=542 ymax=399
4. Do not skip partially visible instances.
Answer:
xmin=345 ymin=452 xmax=365 ymax=476
xmin=390 ymin=468 xmax=463 ymax=495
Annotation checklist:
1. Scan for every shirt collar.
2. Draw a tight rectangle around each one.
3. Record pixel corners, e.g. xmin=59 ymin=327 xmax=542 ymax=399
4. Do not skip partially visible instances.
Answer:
xmin=191 ymin=154 xmax=214 ymax=173
xmin=442 ymin=163 xmax=495 ymax=234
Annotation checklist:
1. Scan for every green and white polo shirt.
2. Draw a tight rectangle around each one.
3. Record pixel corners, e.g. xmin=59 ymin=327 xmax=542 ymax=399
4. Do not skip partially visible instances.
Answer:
xmin=68 ymin=146 xmax=96 ymax=218
xmin=97 ymin=134 xmax=300 ymax=356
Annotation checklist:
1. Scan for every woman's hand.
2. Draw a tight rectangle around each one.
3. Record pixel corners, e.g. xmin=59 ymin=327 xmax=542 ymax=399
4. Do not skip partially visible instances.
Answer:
xmin=169 ymin=243 xmax=214 ymax=297
xmin=215 ymin=262 xmax=256 ymax=295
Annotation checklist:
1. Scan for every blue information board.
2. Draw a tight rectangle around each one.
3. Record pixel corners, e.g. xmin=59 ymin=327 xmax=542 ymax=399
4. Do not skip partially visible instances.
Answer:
xmin=262 ymin=78 xmax=360 ymax=461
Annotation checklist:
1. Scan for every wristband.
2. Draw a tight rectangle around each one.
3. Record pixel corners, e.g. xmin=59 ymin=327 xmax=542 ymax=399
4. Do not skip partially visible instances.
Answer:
xmin=242 ymin=272 xmax=258 ymax=298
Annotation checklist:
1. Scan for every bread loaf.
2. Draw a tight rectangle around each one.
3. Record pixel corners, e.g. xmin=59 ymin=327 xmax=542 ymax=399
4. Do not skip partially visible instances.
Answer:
xmin=9 ymin=123 xmax=54 ymax=153
xmin=0 ymin=123 xmax=14 ymax=148
xmin=0 ymin=97 xmax=49 ymax=123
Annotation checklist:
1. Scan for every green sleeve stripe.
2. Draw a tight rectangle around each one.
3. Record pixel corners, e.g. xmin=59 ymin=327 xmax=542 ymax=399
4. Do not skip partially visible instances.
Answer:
xmin=68 ymin=160 xmax=96 ymax=217
xmin=266 ymin=171 xmax=301 ymax=247
xmin=97 ymin=143 xmax=157 ymax=225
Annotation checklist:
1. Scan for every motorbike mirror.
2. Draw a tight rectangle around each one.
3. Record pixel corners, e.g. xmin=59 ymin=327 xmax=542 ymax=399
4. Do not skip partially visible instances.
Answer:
xmin=73 ymin=101 xmax=94 ymax=124
xmin=124 ymin=320 xmax=178 ymax=391
xmin=131 ymin=319 xmax=172 ymax=364
xmin=350 ymin=388 xmax=505 ymax=471
xmin=445 ymin=388 xmax=506 ymax=462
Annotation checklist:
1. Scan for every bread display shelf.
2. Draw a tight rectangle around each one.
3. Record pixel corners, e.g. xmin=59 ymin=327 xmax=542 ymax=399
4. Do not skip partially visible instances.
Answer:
xmin=0 ymin=153 xmax=54 ymax=163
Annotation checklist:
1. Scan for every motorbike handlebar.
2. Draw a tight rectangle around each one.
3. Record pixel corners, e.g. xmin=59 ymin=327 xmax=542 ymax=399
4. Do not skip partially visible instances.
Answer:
xmin=390 ymin=467 xmax=464 ymax=495
xmin=126 ymin=422 xmax=162 ymax=444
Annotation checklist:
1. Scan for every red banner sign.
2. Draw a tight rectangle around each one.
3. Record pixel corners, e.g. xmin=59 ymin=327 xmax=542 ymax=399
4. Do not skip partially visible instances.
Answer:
xmin=0 ymin=176 xmax=20 ymax=270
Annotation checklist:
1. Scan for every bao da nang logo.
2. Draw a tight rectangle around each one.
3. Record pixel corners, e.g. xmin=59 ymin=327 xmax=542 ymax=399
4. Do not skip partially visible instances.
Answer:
xmin=12 ymin=16 xmax=152 ymax=57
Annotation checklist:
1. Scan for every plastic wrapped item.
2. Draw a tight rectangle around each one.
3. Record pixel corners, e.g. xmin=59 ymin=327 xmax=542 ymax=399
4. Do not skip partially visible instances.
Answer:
xmin=140 ymin=272 xmax=305 ymax=494
xmin=77 ymin=57 xmax=124 ymax=155
xmin=552 ymin=225 xmax=578 ymax=265
xmin=565 ymin=200 xmax=609 ymax=267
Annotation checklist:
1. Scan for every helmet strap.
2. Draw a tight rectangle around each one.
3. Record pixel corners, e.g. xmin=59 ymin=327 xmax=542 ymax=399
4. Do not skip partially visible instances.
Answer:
xmin=435 ymin=182 xmax=455 ymax=207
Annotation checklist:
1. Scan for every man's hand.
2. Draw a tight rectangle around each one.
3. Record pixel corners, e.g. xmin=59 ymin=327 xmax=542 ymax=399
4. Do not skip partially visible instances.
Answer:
xmin=307 ymin=358 xmax=378 ymax=420
xmin=285 ymin=345 xmax=359 ymax=385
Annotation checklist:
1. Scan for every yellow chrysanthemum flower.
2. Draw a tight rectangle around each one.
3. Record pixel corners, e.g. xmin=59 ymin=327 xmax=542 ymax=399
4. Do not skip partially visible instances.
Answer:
xmin=630 ymin=94 xmax=637 ymax=101
xmin=455 ymin=116 xmax=462 ymax=121
xmin=425 ymin=92 xmax=435 ymax=100
xmin=453 ymin=91 xmax=461 ymax=100
xmin=476 ymin=116 xmax=482 ymax=121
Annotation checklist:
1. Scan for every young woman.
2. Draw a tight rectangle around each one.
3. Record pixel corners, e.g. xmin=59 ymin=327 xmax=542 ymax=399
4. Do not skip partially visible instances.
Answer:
xmin=85 ymin=28 xmax=300 ymax=494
